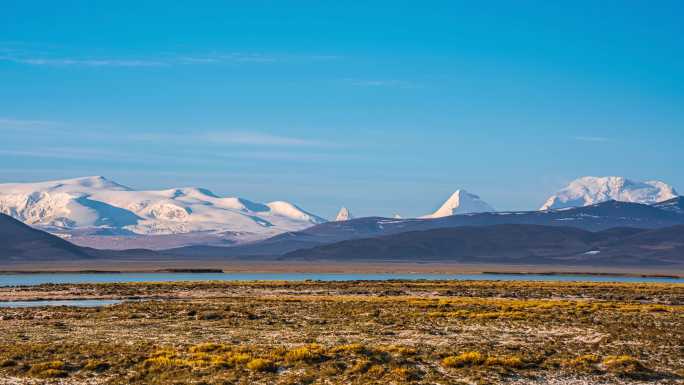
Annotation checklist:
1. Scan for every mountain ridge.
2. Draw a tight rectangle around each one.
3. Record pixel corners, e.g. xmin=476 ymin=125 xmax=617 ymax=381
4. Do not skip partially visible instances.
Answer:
xmin=171 ymin=199 xmax=684 ymax=258
xmin=282 ymin=223 xmax=684 ymax=266
xmin=541 ymin=176 xmax=677 ymax=210
xmin=2 ymin=209 xmax=683 ymax=269
xmin=0 ymin=176 xmax=326 ymax=249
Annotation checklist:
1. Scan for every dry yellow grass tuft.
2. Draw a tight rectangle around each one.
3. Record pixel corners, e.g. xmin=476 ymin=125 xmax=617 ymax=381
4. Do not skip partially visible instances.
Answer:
xmin=28 ymin=361 xmax=68 ymax=378
xmin=563 ymin=354 xmax=600 ymax=371
xmin=330 ymin=343 xmax=366 ymax=354
xmin=485 ymin=355 xmax=525 ymax=369
xmin=284 ymin=345 xmax=322 ymax=363
xmin=246 ymin=358 xmax=276 ymax=372
xmin=603 ymin=355 xmax=648 ymax=375
xmin=442 ymin=351 xmax=486 ymax=367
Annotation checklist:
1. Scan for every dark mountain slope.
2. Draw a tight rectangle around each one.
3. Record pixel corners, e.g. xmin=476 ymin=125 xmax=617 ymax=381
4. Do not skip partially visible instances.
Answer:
xmin=0 ymin=213 xmax=92 ymax=261
xmin=653 ymin=196 xmax=684 ymax=214
xmin=282 ymin=224 xmax=683 ymax=266
xmin=0 ymin=214 xmax=161 ymax=262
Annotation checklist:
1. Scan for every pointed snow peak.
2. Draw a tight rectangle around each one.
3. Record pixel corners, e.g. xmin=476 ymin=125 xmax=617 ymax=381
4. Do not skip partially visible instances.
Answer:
xmin=422 ymin=190 xmax=495 ymax=218
xmin=335 ymin=207 xmax=353 ymax=221
xmin=541 ymin=176 xmax=678 ymax=210
xmin=392 ymin=213 xmax=402 ymax=219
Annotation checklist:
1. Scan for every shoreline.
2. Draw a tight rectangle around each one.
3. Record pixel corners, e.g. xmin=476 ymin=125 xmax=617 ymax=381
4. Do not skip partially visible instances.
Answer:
xmin=0 ymin=262 xmax=681 ymax=279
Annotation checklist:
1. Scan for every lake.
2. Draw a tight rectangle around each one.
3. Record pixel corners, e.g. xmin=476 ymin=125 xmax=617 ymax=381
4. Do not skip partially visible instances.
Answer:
xmin=0 ymin=272 xmax=681 ymax=286
xmin=0 ymin=299 xmax=123 ymax=308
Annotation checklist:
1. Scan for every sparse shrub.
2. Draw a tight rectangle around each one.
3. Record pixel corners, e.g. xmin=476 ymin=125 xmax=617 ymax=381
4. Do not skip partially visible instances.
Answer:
xmin=28 ymin=361 xmax=68 ymax=378
xmin=198 ymin=311 xmax=223 ymax=320
xmin=319 ymin=360 xmax=346 ymax=376
xmin=0 ymin=359 xmax=17 ymax=367
xmin=143 ymin=356 xmax=189 ymax=371
xmin=603 ymin=355 xmax=648 ymax=376
xmin=190 ymin=342 xmax=227 ymax=353
xmin=473 ymin=311 xmax=527 ymax=320
xmin=83 ymin=359 xmax=110 ymax=372
xmin=563 ymin=354 xmax=600 ymax=371
xmin=366 ymin=364 xmax=385 ymax=377
xmin=246 ymin=358 xmax=276 ymax=372
xmin=149 ymin=348 xmax=176 ymax=358
xmin=485 ymin=355 xmax=525 ymax=369
xmin=36 ymin=368 xmax=68 ymax=378
xmin=285 ymin=346 xmax=321 ymax=363
xmin=229 ymin=352 xmax=252 ymax=365
xmin=330 ymin=343 xmax=366 ymax=354
xmin=442 ymin=351 xmax=485 ymax=368
xmin=378 ymin=345 xmax=417 ymax=356
xmin=349 ymin=359 xmax=371 ymax=374
xmin=391 ymin=366 xmax=419 ymax=380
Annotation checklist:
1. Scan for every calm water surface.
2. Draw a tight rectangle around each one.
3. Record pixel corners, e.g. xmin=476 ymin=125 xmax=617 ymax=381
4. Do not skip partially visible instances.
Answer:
xmin=0 ymin=272 xmax=681 ymax=286
xmin=0 ymin=299 xmax=122 ymax=308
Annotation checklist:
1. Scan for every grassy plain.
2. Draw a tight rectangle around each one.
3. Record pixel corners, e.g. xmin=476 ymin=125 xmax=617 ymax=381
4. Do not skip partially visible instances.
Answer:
xmin=0 ymin=280 xmax=682 ymax=384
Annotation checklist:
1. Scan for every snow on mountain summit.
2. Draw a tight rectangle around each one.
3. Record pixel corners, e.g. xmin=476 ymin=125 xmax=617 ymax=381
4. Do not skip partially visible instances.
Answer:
xmin=422 ymin=190 xmax=495 ymax=218
xmin=334 ymin=207 xmax=353 ymax=221
xmin=540 ymin=176 xmax=678 ymax=210
xmin=0 ymin=177 xmax=326 ymax=240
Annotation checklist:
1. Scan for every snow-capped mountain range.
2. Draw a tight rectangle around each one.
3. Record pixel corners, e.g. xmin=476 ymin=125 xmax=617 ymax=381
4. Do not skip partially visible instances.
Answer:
xmin=0 ymin=175 xmax=679 ymax=250
xmin=540 ymin=176 xmax=678 ymax=210
xmin=0 ymin=176 xmax=326 ymax=245
xmin=422 ymin=190 xmax=495 ymax=218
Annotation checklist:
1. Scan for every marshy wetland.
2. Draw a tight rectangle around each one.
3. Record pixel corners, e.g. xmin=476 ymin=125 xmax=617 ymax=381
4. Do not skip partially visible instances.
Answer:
xmin=0 ymin=280 xmax=682 ymax=384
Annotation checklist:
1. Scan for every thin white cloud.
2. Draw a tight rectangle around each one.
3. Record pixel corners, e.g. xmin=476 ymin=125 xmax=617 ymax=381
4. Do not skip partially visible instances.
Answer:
xmin=0 ymin=117 xmax=61 ymax=129
xmin=179 ymin=53 xmax=278 ymax=64
xmin=0 ymin=47 xmax=339 ymax=68
xmin=128 ymin=131 xmax=329 ymax=147
xmin=574 ymin=136 xmax=611 ymax=142
xmin=11 ymin=57 xmax=167 ymax=67
xmin=345 ymin=79 xmax=419 ymax=88
xmin=0 ymin=147 xmax=133 ymax=160
xmin=0 ymin=144 xmax=348 ymax=163
xmin=1 ymin=119 xmax=333 ymax=148
xmin=203 ymin=132 xmax=324 ymax=147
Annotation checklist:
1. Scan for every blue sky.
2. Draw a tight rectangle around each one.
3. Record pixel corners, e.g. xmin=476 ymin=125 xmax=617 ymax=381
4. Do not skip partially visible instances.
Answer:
xmin=1 ymin=1 xmax=682 ymax=218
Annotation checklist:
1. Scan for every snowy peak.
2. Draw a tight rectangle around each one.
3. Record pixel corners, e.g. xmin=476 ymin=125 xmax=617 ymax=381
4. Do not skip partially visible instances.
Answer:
xmin=422 ymin=190 xmax=495 ymax=218
xmin=68 ymin=176 xmax=132 ymax=191
xmin=0 ymin=177 xmax=326 ymax=238
xmin=0 ymin=176 xmax=131 ymax=195
xmin=541 ymin=176 xmax=678 ymax=210
xmin=266 ymin=201 xmax=326 ymax=224
xmin=335 ymin=207 xmax=353 ymax=221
